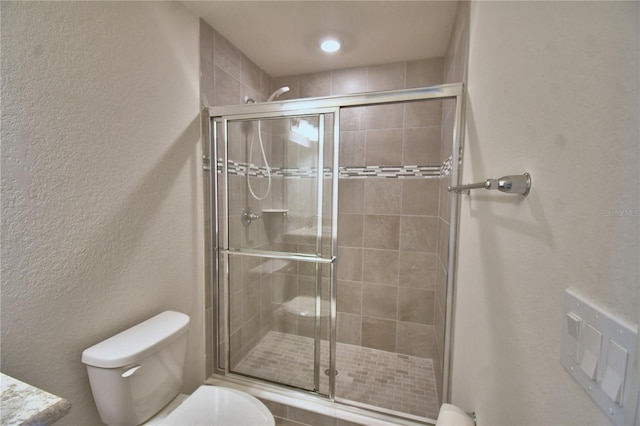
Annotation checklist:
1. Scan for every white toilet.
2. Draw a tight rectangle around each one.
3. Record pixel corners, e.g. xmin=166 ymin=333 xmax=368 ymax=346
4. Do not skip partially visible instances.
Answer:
xmin=81 ymin=311 xmax=274 ymax=426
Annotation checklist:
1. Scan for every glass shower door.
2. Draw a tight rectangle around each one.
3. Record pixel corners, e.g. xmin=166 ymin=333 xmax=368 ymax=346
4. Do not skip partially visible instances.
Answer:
xmin=216 ymin=109 xmax=338 ymax=395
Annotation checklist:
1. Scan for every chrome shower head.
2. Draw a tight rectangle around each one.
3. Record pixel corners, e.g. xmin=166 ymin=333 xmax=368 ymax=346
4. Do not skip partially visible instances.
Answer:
xmin=267 ymin=86 xmax=290 ymax=102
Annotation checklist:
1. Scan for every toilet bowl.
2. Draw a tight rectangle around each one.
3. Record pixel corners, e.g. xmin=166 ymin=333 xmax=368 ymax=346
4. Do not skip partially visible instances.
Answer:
xmin=81 ymin=311 xmax=274 ymax=426
xmin=160 ymin=386 xmax=273 ymax=425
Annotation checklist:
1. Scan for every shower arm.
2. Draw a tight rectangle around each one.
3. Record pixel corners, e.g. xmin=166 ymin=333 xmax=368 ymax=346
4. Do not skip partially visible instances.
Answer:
xmin=448 ymin=173 xmax=531 ymax=195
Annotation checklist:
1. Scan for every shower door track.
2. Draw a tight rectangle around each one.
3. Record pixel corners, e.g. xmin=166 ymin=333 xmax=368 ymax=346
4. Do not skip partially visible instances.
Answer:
xmin=206 ymin=82 xmax=465 ymax=419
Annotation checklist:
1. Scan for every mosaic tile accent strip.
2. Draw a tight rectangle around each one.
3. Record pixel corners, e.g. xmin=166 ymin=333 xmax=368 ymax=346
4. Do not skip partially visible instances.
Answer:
xmin=233 ymin=331 xmax=439 ymax=419
xmin=440 ymin=156 xmax=453 ymax=176
xmin=216 ymin=160 xmax=442 ymax=179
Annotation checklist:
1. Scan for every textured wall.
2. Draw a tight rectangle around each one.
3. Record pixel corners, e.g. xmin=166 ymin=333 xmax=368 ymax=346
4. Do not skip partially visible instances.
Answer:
xmin=1 ymin=2 xmax=203 ymax=424
xmin=451 ymin=2 xmax=639 ymax=424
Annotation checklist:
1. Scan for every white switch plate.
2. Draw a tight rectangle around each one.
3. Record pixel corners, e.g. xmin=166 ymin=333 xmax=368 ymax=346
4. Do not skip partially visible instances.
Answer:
xmin=561 ymin=289 xmax=638 ymax=425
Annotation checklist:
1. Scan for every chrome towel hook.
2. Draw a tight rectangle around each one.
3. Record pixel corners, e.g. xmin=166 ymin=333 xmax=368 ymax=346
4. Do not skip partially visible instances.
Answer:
xmin=448 ymin=173 xmax=531 ymax=196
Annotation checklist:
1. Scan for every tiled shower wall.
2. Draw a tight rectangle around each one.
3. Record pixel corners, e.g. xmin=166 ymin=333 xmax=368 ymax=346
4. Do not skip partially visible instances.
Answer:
xmin=200 ymin=18 xmax=459 ymax=399
xmin=273 ymin=59 xmax=446 ymax=372
xmin=200 ymin=19 xmax=276 ymax=370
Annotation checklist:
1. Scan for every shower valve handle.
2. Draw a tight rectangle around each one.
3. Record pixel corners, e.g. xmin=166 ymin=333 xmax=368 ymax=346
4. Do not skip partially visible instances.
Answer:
xmin=241 ymin=208 xmax=261 ymax=227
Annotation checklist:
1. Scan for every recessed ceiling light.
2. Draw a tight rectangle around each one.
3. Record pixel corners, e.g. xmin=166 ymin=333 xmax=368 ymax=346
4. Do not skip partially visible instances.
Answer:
xmin=320 ymin=38 xmax=341 ymax=53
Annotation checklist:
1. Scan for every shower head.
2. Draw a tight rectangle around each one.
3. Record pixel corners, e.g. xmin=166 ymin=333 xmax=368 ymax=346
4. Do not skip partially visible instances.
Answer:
xmin=267 ymin=86 xmax=290 ymax=102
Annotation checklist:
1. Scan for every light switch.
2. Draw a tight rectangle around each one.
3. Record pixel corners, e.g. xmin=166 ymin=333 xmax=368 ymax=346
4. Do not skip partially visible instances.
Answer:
xmin=580 ymin=324 xmax=602 ymax=381
xmin=566 ymin=312 xmax=582 ymax=362
xmin=561 ymin=289 xmax=638 ymax=425
xmin=601 ymin=340 xmax=628 ymax=406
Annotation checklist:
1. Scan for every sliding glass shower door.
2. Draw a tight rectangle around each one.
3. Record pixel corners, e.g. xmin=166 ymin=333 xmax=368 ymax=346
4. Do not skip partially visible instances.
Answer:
xmin=214 ymin=108 xmax=339 ymax=396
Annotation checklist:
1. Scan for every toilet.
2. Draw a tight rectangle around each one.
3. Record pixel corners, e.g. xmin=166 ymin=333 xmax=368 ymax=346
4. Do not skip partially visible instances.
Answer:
xmin=81 ymin=311 xmax=274 ymax=426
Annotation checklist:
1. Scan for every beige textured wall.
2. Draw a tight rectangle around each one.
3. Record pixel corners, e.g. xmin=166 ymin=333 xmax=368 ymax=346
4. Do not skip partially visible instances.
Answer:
xmin=1 ymin=2 xmax=203 ymax=424
xmin=451 ymin=2 xmax=639 ymax=424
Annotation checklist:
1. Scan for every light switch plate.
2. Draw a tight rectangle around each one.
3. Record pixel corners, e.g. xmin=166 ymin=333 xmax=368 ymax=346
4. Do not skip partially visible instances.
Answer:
xmin=560 ymin=289 xmax=638 ymax=425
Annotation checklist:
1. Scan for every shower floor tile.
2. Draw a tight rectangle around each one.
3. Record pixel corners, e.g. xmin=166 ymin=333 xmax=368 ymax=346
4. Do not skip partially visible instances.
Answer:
xmin=233 ymin=331 xmax=439 ymax=419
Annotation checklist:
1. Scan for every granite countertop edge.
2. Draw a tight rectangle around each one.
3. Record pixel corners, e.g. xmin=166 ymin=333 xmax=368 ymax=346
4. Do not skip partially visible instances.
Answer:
xmin=1 ymin=373 xmax=72 ymax=426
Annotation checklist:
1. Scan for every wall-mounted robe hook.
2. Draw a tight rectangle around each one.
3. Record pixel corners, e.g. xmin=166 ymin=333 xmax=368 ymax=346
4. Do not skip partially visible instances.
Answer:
xmin=448 ymin=173 xmax=531 ymax=196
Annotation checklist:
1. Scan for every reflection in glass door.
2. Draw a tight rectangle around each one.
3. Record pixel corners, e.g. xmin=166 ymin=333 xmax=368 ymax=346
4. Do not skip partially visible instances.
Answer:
xmin=216 ymin=110 xmax=338 ymax=396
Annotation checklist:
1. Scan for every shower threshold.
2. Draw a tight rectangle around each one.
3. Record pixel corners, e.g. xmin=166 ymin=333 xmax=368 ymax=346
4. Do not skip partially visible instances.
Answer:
xmin=206 ymin=374 xmax=436 ymax=426
xmin=230 ymin=331 xmax=439 ymax=420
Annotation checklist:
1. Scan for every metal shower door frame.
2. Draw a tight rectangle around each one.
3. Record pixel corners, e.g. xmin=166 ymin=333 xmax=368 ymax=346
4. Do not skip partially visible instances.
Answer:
xmin=212 ymin=107 xmax=340 ymax=398
xmin=207 ymin=82 xmax=465 ymax=409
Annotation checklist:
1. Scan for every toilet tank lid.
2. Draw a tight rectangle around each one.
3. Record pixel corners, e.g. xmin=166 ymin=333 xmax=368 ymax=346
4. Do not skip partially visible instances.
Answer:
xmin=81 ymin=311 xmax=190 ymax=368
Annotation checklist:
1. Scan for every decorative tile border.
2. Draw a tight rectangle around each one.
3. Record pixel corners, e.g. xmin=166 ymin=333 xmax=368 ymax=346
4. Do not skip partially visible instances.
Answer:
xmin=441 ymin=156 xmax=453 ymax=176
xmin=217 ymin=159 xmax=449 ymax=179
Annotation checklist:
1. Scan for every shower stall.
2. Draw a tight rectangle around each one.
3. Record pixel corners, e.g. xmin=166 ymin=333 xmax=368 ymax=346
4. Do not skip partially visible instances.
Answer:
xmin=206 ymin=83 xmax=463 ymax=423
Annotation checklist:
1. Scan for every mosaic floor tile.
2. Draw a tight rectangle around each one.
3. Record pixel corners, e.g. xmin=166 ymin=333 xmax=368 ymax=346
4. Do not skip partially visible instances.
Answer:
xmin=233 ymin=331 xmax=439 ymax=419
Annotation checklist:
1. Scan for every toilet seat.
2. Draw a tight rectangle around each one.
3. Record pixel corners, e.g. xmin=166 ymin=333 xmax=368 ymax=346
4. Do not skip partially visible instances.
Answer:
xmin=160 ymin=386 xmax=274 ymax=426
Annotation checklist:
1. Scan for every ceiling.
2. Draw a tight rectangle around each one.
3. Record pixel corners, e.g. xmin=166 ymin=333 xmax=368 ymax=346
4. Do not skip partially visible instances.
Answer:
xmin=182 ymin=1 xmax=460 ymax=77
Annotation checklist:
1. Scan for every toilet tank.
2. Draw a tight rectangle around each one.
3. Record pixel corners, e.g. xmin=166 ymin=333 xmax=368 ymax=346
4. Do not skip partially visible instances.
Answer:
xmin=81 ymin=311 xmax=190 ymax=426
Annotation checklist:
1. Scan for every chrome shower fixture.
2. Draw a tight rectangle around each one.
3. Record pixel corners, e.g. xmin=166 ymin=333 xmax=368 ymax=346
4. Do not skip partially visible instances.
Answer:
xmin=245 ymin=87 xmax=290 ymax=201
xmin=267 ymin=86 xmax=290 ymax=102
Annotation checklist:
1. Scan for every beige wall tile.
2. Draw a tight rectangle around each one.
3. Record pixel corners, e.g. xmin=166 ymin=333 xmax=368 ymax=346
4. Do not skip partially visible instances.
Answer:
xmin=438 ymin=176 xmax=450 ymax=219
xmin=404 ymin=100 xmax=442 ymax=128
xmin=365 ymin=104 xmax=404 ymax=130
xmin=338 ymin=213 xmax=364 ymax=247
xmin=272 ymin=272 xmax=297 ymax=303
xmin=260 ymin=70 xmax=272 ymax=101
xmin=230 ymin=291 xmax=242 ymax=333
xmin=400 ymin=216 xmax=438 ymax=252
xmin=339 ymin=131 xmax=365 ymax=166
xmin=406 ymin=58 xmax=444 ymax=88
xmin=242 ymin=281 xmax=261 ymax=322
xmin=399 ymin=251 xmax=437 ymax=289
xmin=396 ymin=322 xmax=436 ymax=358
xmin=331 ymin=67 xmax=367 ymax=95
xmin=338 ymin=179 xmax=364 ymax=213
xmin=367 ymin=62 xmax=406 ymax=91
xmin=436 ymin=259 xmax=447 ymax=314
xmin=337 ymin=280 xmax=362 ymax=314
xmin=340 ymin=107 xmax=366 ymax=131
xmin=403 ymin=127 xmax=441 ymax=165
xmin=362 ymin=249 xmax=399 ymax=285
xmin=337 ymin=312 xmax=361 ymax=345
xmin=365 ymin=129 xmax=403 ymax=166
xmin=361 ymin=317 xmax=396 ymax=352
xmin=402 ymin=179 xmax=439 ymax=216
xmin=362 ymin=282 xmax=398 ymax=320
xmin=214 ymin=66 xmax=241 ymax=106
xmin=363 ymin=214 xmax=400 ymax=250
xmin=213 ymin=30 xmax=241 ymax=77
xmin=438 ymin=217 xmax=450 ymax=263
xmin=364 ymin=179 xmax=402 ymax=215
xmin=398 ymin=288 xmax=435 ymax=324
xmin=337 ymin=247 xmax=363 ymax=281
xmin=300 ymin=71 xmax=331 ymax=97
xmin=241 ymin=53 xmax=261 ymax=92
